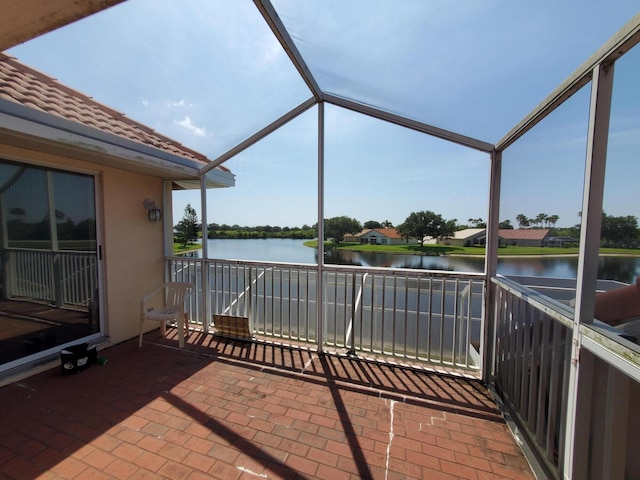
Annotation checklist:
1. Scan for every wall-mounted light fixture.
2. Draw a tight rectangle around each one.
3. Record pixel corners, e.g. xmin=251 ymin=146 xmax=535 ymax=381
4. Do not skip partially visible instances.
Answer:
xmin=143 ymin=199 xmax=162 ymax=223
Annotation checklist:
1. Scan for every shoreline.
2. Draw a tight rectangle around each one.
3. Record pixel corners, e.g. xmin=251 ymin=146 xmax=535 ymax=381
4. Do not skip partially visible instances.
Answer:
xmin=174 ymin=249 xmax=639 ymax=259
xmin=177 ymin=240 xmax=640 ymax=259
xmin=451 ymin=253 xmax=640 ymax=259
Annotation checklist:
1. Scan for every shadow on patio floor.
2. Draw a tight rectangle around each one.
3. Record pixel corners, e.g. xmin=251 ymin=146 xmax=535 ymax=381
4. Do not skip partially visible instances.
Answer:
xmin=0 ymin=329 xmax=535 ymax=479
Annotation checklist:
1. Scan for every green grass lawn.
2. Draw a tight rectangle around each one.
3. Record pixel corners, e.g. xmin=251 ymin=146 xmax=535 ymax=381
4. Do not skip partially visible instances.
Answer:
xmin=173 ymin=242 xmax=201 ymax=254
xmin=303 ymin=240 xmax=640 ymax=257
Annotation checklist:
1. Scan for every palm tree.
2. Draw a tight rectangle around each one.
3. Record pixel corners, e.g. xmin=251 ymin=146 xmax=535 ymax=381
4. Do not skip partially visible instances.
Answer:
xmin=516 ymin=214 xmax=529 ymax=228
xmin=535 ymin=213 xmax=548 ymax=228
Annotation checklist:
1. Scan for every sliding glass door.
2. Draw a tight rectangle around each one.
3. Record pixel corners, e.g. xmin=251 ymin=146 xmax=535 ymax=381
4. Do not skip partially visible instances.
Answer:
xmin=0 ymin=159 xmax=101 ymax=371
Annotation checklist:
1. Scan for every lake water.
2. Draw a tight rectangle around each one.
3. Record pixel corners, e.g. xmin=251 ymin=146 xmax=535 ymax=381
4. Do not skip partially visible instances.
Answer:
xmin=193 ymin=238 xmax=640 ymax=284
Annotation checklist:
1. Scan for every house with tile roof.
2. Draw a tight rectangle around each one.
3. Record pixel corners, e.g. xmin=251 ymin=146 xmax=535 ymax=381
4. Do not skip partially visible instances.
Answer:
xmin=498 ymin=228 xmax=552 ymax=247
xmin=438 ymin=228 xmax=487 ymax=247
xmin=0 ymin=53 xmax=234 ymax=374
xmin=347 ymin=228 xmax=418 ymax=246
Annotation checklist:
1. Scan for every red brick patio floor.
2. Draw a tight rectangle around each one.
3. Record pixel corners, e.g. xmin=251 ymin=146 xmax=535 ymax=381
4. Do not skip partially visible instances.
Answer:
xmin=0 ymin=329 xmax=536 ymax=479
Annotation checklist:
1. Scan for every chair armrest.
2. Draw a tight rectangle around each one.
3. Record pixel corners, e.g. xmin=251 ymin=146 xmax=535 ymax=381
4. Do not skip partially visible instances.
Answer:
xmin=141 ymin=284 xmax=167 ymax=314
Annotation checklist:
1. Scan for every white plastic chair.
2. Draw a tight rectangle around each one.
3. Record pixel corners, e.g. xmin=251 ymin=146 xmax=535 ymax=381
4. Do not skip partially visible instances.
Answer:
xmin=139 ymin=282 xmax=193 ymax=348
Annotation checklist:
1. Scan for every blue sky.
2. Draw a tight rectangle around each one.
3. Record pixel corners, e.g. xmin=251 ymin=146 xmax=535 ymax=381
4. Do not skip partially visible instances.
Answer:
xmin=7 ymin=1 xmax=640 ymax=229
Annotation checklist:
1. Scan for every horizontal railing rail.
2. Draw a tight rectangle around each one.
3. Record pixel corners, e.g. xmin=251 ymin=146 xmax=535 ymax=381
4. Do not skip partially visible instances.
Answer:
xmin=166 ymin=257 xmax=485 ymax=372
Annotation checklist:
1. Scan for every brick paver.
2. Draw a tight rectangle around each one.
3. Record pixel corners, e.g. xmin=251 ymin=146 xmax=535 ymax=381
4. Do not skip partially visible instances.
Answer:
xmin=0 ymin=330 xmax=535 ymax=479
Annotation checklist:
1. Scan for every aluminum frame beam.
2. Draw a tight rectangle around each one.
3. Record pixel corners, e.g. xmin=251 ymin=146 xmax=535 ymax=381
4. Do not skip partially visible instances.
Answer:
xmin=324 ymin=93 xmax=495 ymax=154
xmin=201 ymin=97 xmax=316 ymax=174
xmin=254 ymin=0 xmax=323 ymax=101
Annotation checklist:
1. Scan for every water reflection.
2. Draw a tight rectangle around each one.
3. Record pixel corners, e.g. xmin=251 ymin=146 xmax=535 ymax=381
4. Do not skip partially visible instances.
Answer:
xmin=325 ymin=249 xmax=459 ymax=271
xmin=194 ymin=239 xmax=640 ymax=284
xmin=327 ymin=251 xmax=639 ymax=284
xmin=598 ymin=256 xmax=640 ymax=283
xmin=496 ymin=256 xmax=579 ymax=278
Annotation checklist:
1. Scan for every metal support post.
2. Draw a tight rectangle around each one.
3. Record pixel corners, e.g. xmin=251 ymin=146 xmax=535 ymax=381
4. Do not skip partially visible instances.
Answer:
xmin=316 ymin=102 xmax=325 ymax=353
xmin=565 ymin=61 xmax=614 ymax=479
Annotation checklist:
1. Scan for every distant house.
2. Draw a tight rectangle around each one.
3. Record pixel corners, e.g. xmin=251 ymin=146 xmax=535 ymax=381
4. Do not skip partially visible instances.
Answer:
xmin=499 ymin=228 xmax=551 ymax=247
xmin=544 ymin=236 xmax=579 ymax=247
xmin=439 ymin=228 xmax=486 ymax=247
xmin=347 ymin=228 xmax=418 ymax=245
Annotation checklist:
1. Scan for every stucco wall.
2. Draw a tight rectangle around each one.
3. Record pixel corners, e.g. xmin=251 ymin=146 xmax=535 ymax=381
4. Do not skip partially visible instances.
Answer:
xmin=101 ymin=167 xmax=165 ymax=343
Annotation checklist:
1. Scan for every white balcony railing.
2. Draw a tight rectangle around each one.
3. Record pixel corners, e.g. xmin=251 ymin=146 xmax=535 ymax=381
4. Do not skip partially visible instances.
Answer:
xmin=491 ymin=276 xmax=574 ymax=478
xmin=167 ymin=257 xmax=485 ymax=372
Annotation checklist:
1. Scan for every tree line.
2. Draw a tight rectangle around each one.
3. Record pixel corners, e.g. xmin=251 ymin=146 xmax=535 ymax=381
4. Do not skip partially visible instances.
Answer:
xmin=515 ymin=213 xmax=560 ymax=228
xmin=516 ymin=212 xmax=639 ymax=248
xmin=209 ymin=225 xmax=316 ymax=240
xmin=174 ymin=204 xmax=315 ymax=246
xmin=324 ymin=212 xmax=460 ymax=246
xmin=175 ymin=204 xmax=640 ymax=249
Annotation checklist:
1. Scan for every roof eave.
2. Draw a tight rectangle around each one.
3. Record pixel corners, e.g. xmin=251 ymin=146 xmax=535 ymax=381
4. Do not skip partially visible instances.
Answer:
xmin=0 ymin=99 xmax=233 ymax=187
xmin=0 ymin=0 xmax=125 ymax=51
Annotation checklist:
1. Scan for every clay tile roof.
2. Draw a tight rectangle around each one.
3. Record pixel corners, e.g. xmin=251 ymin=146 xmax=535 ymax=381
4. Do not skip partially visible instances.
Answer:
xmin=498 ymin=228 xmax=550 ymax=240
xmin=358 ymin=228 xmax=402 ymax=239
xmin=0 ymin=53 xmax=229 ymax=171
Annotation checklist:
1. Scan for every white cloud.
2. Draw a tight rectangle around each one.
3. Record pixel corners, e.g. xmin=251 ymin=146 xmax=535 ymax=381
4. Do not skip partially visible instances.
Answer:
xmin=169 ymin=99 xmax=187 ymax=108
xmin=176 ymin=116 xmax=206 ymax=137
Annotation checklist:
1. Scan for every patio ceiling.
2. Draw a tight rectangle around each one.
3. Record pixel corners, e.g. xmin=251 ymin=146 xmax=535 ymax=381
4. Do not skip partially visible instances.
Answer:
xmin=0 ymin=0 xmax=124 ymax=52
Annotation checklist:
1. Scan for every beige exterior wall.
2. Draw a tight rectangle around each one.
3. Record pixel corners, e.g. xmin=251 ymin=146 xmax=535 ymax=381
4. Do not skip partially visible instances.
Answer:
xmin=443 ymin=238 xmax=467 ymax=247
xmin=0 ymin=144 xmax=167 ymax=346
xmin=101 ymin=168 xmax=165 ymax=343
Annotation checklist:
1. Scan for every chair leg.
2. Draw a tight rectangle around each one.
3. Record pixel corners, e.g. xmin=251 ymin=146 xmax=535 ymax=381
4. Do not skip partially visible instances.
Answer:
xmin=138 ymin=318 xmax=144 ymax=348
xmin=177 ymin=317 xmax=185 ymax=348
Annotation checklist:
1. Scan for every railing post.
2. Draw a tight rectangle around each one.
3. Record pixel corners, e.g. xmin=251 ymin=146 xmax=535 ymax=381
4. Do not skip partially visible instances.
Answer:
xmin=200 ymin=175 xmax=211 ymax=330
xmin=52 ymin=253 xmax=63 ymax=307
xmin=248 ymin=267 xmax=253 ymax=331
xmin=483 ymin=149 xmax=501 ymax=382
xmin=348 ymin=272 xmax=356 ymax=355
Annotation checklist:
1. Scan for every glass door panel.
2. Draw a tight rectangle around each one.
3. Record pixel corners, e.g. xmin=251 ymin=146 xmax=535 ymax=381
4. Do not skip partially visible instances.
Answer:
xmin=0 ymin=159 xmax=100 ymax=370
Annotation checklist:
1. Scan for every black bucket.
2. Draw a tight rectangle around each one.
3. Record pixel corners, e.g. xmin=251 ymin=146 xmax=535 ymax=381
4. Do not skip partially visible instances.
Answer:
xmin=60 ymin=343 xmax=97 ymax=374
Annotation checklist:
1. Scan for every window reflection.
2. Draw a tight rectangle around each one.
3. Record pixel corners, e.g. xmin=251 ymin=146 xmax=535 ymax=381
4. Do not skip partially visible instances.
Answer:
xmin=52 ymin=171 xmax=97 ymax=251
xmin=4 ymin=167 xmax=51 ymax=249
xmin=0 ymin=160 xmax=99 ymax=369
